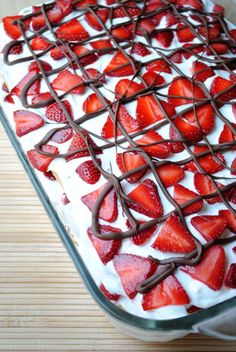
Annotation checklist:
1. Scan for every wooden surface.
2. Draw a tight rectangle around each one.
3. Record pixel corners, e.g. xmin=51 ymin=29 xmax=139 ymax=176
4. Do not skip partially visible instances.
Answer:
xmin=0 ymin=0 xmax=236 ymax=351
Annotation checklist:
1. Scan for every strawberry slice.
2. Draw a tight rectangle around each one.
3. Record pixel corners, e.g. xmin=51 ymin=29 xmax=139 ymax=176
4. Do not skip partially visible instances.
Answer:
xmin=104 ymin=51 xmax=135 ymax=77
xmin=85 ymin=68 xmax=105 ymax=84
xmin=210 ymin=77 xmax=236 ymax=103
xmin=81 ymin=183 xmax=117 ymax=222
xmin=113 ymin=254 xmax=157 ymax=298
xmin=66 ymin=131 xmax=102 ymax=161
xmin=127 ymin=179 xmax=163 ymax=218
xmin=90 ymin=39 xmax=113 ymax=55
xmin=11 ymin=71 xmax=40 ymax=97
xmin=3 ymin=16 xmax=22 ymax=40
xmin=27 ymin=145 xmax=58 ymax=172
xmin=56 ymin=18 xmax=89 ymax=41
xmin=2 ymin=42 xmax=23 ymax=55
xmin=146 ymin=58 xmax=172 ymax=74
xmin=46 ymin=100 xmax=73 ymax=123
xmin=183 ymin=43 xmax=203 ymax=59
xmin=176 ymin=0 xmax=203 ymax=10
xmin=142 ymin=275 xmax=190 ymax=311
xmin=4 ymin=94 xmax=14 ymax=104
xmin=169 ymin=52 xmax=183 ymax=64
xmin=126 ymin=220 xmax=157 ymax=245
xmin=194 ymin=172 xmax=224 ymax=204
xmin=156 ymin=164 xmax=184 ymax=187
xmin=168 ymin=77 xmax=206 ymax=107
xmin=115 ymin=79 xmax=143 ymax=98
xmin=152 ymin=214 xmax=196 ymax=253
xmin=111 ymin=27 xmax=132 ymax=41
xmin=116 ymin=152 xmax=147 ymax=183
xmin=136 ymin=95 xmax=176 ymax=127
xmin=56 ymin=0 xmax=73 ymax=16
xmin=51 ymin=128 xmax=73 ymax=144
xmin=191 ymin=61 xmax=215 ymax=82
xmin=154 ymin=31 xmax=173 ymax=47
xmin=32 ymin=92 xmax=53 ymax=105
xmin=225 ymin=264 xmax=236 ymax=288
xmin=231 ymin=157 xmax=236 ymax=175
xmin=136 ymin=19 xmax=156 ymax=35
xmin=113 ymin=1 xmax=141 ymax=18
xmin=207 ymin=43 xmax=228 ymax=55
xmin=181 ymin=245 xmax=226 ymax=291
xmin=52 ymin=69 xmax=85 ymax=94
xmin=100 ymin=284 xmax=120 ymax=301
xmin=142 ymin=71 xmax=165 ymax=86
xmin=14 ymin=110 xmax=44 ymax=137
xmin=219 ymin=123 xmax=236 ymax=150
xmin=184 ymin=104 xmax=215 ymax=135
xmin=177 ymin=23 xmax=195 ymax=42
xmin=130 ymin=43 xmax=151 ymax=57
xmin=87 ymin=225 xmax=121 ymax=264
xmin=75 ymin=0 xmax=96 ymax=8
xmin=173 ymin=184 xmax=203 ymax=215
xmin=76 ymin=159 xmax=101 ymax=184
xmin=170 ymin=117 xmax=202 ymax=144
xmin=50 ymin=45 xmax=69 ymax=60
xmin=85 ymin=8 xmax=109 ymax=31
xmin=187 ymin=305 xmax=202 ymax=314
xmin=198 ymin=25 xmax=221 ymax=40
xmin=83 ymin=93 xmax=110 ymax=114
xmin=28 ymin=60 xmax=52 ymax=73
xmin=31 ymin=37 xmax=51 ymax=51
xmin=219 ymin=210 xmax=236 ymax=234
xmin=169 ymin=125 xmax=185 ymax=153
xmin=135 ymin=130 xmax=171 ymax=159
xmin=102 ymin=105 xmax=140 ymax=139
xmin=32 ymin=5 xmax=63 ymax=30
xmin=72 ymin=45 xmax=98 ymax=67
xmin=191 ymin=215 xmax=227 ymax=242
xmin=213 ymin=3 xmax=225 ymax=14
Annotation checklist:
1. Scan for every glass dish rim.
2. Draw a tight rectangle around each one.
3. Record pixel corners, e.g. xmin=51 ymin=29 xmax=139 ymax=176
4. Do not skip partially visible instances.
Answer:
xmin=1 ymin=106 xmax=236 ymax=332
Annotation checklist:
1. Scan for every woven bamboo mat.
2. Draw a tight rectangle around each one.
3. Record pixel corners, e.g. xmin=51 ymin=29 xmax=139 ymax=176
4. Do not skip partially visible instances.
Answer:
xmin=0 ymin=0 xmax=236 ymax=351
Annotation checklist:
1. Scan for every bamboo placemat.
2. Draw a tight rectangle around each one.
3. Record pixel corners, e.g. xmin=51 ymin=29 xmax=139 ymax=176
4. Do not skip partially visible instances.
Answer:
xmin=0 ymin=1 xmax=236 ymax=351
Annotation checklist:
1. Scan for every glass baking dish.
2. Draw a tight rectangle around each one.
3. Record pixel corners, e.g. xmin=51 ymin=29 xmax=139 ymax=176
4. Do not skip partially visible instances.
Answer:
xmin=1 ymin=106 xmax=236 ymax=342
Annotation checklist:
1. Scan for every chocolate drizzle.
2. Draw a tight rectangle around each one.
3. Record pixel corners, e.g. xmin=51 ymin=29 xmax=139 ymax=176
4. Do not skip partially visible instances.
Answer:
xmin=3 ymin=0 xmax=236 ymax=294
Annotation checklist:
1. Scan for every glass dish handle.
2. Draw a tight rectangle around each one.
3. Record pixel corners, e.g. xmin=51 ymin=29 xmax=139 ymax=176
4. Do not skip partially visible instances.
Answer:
xmin=194 ymin=307 xmax=236 ymax=340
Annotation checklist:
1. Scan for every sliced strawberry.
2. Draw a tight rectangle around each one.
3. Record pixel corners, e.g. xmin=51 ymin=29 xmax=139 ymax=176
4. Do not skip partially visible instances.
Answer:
xmin=46 ymin=100 xmax=72 ymax=123
xmin=219 ymin=124 xmax=236 ymax=150
xmin=85 ymin=68 xmax=105 ymax=84
xmin=207 ymin=43 xmax=228 ymax=55
xmin=50 ymin=45 xmax=68 ymax=60
xmin=136 ymin=95 xmax=175 ymax=127
xmin=116 ymin=152 xmax=147 ymax=183
xmin=176 ymin=0 xmax=203 ymax=9
xmin=213 ymin=3 xmax=225 ymax=15
xmin=177 ymin=23 xmax=195 ymax=42
xmin=169 ymin=125 xmax=185 ymax=153
xmin=32 ymin=92 xmax=53 ymax=105
xmin=100 ymin=284 xmax=120 ymax=301
xmin=75 ymin=0 xmax=96 ymax=8
xmin=181 ymin=245 xmax=226 ymax=291
xmin=76 ymin=159 xmax=101 ymax=184
xmin=87 ymin=225 xmax=121 ymax=264
xmin=173 ymin=184 xmax=203 ymax=215
xmin=56 ymin=18 xmax=89 ymax=41
xmin=14 ymin=110 xmax=44 ymax=137
xmin=3 ymin=16 xmax=22 ymax=40
xmin=83 ymin=93 xmax=109 ymax=114
xmin=231 ymin=157 xmax=236 ymax=175
xmin=191 ymin=215 xmax=227 ymax=242
xmin=51 ymin=128 xmax=73 ymax=144
xmin=4 ymin=94 xmax=14 ymax=104
xmin=113 ymin=1 xmax=141 ymax=18
xmin=104 ymin=51 xmax=135 ymax=77
xmin=31 ymin=36 xmax=51 ymax=51
xmin=114 ymin=254 xmax=157 ymax=298
xmin=52 ymin=69 xmax=85 ymax=95
xmin=154 ymin=31 xmax=173 ymax=48
xmin=66 ymin=131 xmax=102 ymax=161
xmin=142 ymin=275 xmax=190 ymax=310
xmin=3 ymin=42 xmax=23 ymax=55
xmin=111 ymin=27 xmax=132 ymax=41
xmin=152 ymin=214 xmax=196 ymax=253
xmin=191 ymin=61 xmax=215 ymax=82
xmin=168 ymin=77 xmax=206 ymax=107
xmin=130 ymin=43 xmax=151 ymax=57
xmin=225 ymin=264 xmax=236 ymax=288
xmin=135 ymin=130 xmax=171 ymax=159
xmin=126 ymin=220 xmax=157 ymax=245
xmin=11 ymin=71 xmax=40 ymax=97
xmin=184 ymin=104 xmax=215 ymax=135
xmin=210 ymin=77 xmax=236 ymax=103
xmin=137 ymin=18 xmax=155 ymax=35
xmin=127 ymin=179 xmax=163 ymax=218
xmin=157 ymin=164 xmax=184 ymax=187
xmin=72 ymin=45 xmax=98 ymax=67
xmin=27 ymin=145 xmax=58 ymax=172
xmin=219 ymin=209 xmax=236 ymax=233
xmin=194 ymin=172 xmax=224 ymax=204
xmin=183 ymin=43 xmax=203 ymax=59
xmin=146 ymin=58 xmax=172 ymax=74
xmin=28 ymin=60 xmax=52 ymax=73
xmin=115 ymin=79 xmax=143 ymax=98
xmin=187 ymin=305 xmax=202 ymax=314
xmin=198 ymin=25 xmax=220 ymax=40
xmin=170 ymin=117 xmax=201 ymax=144
xmin=32 ymin=5 xmax=63 ymax=30
xmin=85 ymin=8 xmax=109 ymax=31
xmin=169 ymin=52 xmax=183 ymax=64
xmin=81 ymin=183 xmax=117 ymax=222
xmin=102 ymin=105 xmax=140 ymax=139
xmin=142 ymin=71 xmax=165 ymax=86
xmin=56 ymin=0 xmax=73 ymax=16
xmin=90 ymin=39 xmax=113 ymax=55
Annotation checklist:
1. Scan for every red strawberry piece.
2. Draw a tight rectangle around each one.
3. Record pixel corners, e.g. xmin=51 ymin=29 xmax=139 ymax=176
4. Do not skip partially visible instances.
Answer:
xmin=137 ymin=19 xmax=155 ymax=35
xmin=146 ymin=58 xmax=172 ymax=74
xmin=4 ymin=94 xmax=14 ymax=104
xmin=229 ymin=29 xmax=236 ymax=41
xmin=31 ymin=36 xmax=51 ymax=51
xmin=170 ymin=117 xmax=202 ymax=144
xmin=3 ymin=16 xmax=22 ymax=40
xmin=130 ymin=43 xmax=151 ymax=57
xmin=146 ymin=0 xmax=165 ymax=13
xmin=44 ymin=170 xmax=56 ymax=181
xmin=32 ymin=5 xmax=63 ymax=30
xmin=152 ymin=214 xmax=196 ymax=253
xmin=166 ymin=10 xmax=178 ymax=26
xmin=56 ymin=18 xmax=89 ymax=41
xmin=67 ymin=131 xmax=102 ymax=161
xmin=213 ymin=3 xmax=225 ymax=15
xmin=211 ymin=77 xmax=236 ymax=103
xmin=46 ymin=100 xmax=72 ymax=123
xmin=85 ymin=68 xmax=105 ymax=83
xmin=177 ymin=23 xmax=195 ymax=42
xmin=115 ymin=79 xmax=143 ymax=98
xmin=191 ymin=215 xmax=227 ymax=242
xmin=157 ymin=164 xmax=185 ymax=187
xmin=11 ymin=71 xmax=40 ymax=97
xmin=207 ymin=43 xmax=228 ymax=55
xmin=231 ymin=157 xmax=236 ymax=175
xmin=219 ymin=210 xmax=236 ymax=233
xmin=14 ymin=110 xmax=44 ymax=137
xmin=75 ymin=0 xmax=96 ymax=8
xmin=191 ymin=61 xmax=215 ymax=82
xmin=136 ymin=95 xmax=175 ymax=127
xmin=219 ymin=124 xmax=236 ymax=150
xmin=87 ymin=225 xmax=121 ymax=264
xmin=76 ymin=159 xmax=101 ymax=184
xmin=85 ymin=8 xmax=109 ymax=31
xmin=52 ymin=69 xmax=85 ymax=95
xmin=142 ymin=275 xmax=190 ymax=311
xmin=225 ymin=264 xmax=236 ymax=288
xmin=116 ymin=152 xmax=147 ymax=183
xmin=102 ymin=105 xmax=140 ymax=139
xmin=194 ymin=172 xmax=224 ymax=204
xmin=51 ymin=128 xmax=73 ymax=144
xmin=111 ymin=27 xmax=132 ymax=41
xmin=183 ymin=43 xmax=203 ymax=59
xmin=142 ymin=71 xmax=165 ymax=86
xmin=169 ymin=125 xmax=184 ymax=153
xmin=229 ymin=188 xmax=236 ymax=205
xmin=27 ymin=144 xmax=58 ymax=172
xmin=176 ymin=0 xmax=203 ymax=10
xmin=173 ymin=184 xmax=203 ymax=215
xmin=3 ymin=42 xmax=23 ymax=55
xmin=168 ymin=77 xmax=206 ymax=107
xmin=83 ymin=93 xmax=110 ymax=114
xmin=198 ymin=25 xmax=220 ymax=40
xmin=135 ymin=130 xmax=171 ymax=159
xmin=32 ymin=92 xmax=53 ymax=105
xmin=82 ymin=183 xmax=117 ymax=222
xmin=169 ymin=52 xmax=183 ymax=64
xmin=184 ymin=104 xmax=215 ymax=135
xmin=106 ymin=0 xmax=115 ymax=4
xmin=50 ymin=45 xmax=69 ymax=60
xmin=126 ymin=220 xmax=157 ymax=245
xmin=127 ymin=179 xmax=163 ymax=218
xmin=28 ymin=60 xmax=52 ymax=73
xmin=2 ymin=83 xmax=9 ymax=93
xmin=154 ymin=31 xmax=173 ymax=48
xmin=104 ymin=51 xmax=135 ymax=77
xmin=113 ymin=1 xmax=141 ymax=18
xmin=181 ymin=245 xmax=226 ymax=291
xmin=56 ymin=0 xmax=73 ymax=16
xmin=187 ymin=305 xmax=202 ymax=314
xmin=114 ymin=254 xmax=157 ymax=298
xmin=72 ymin=45 xmax=98 ymax=67
xmin=90 ymin=39 xmax=113 ymax=55
xmin=100 ymin=284 xmax=120 ymax=301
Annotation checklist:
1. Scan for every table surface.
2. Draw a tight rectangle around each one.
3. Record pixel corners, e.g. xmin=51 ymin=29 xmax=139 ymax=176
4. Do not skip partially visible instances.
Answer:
xmin=0 ymin=0 xmax=236 ymax=351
